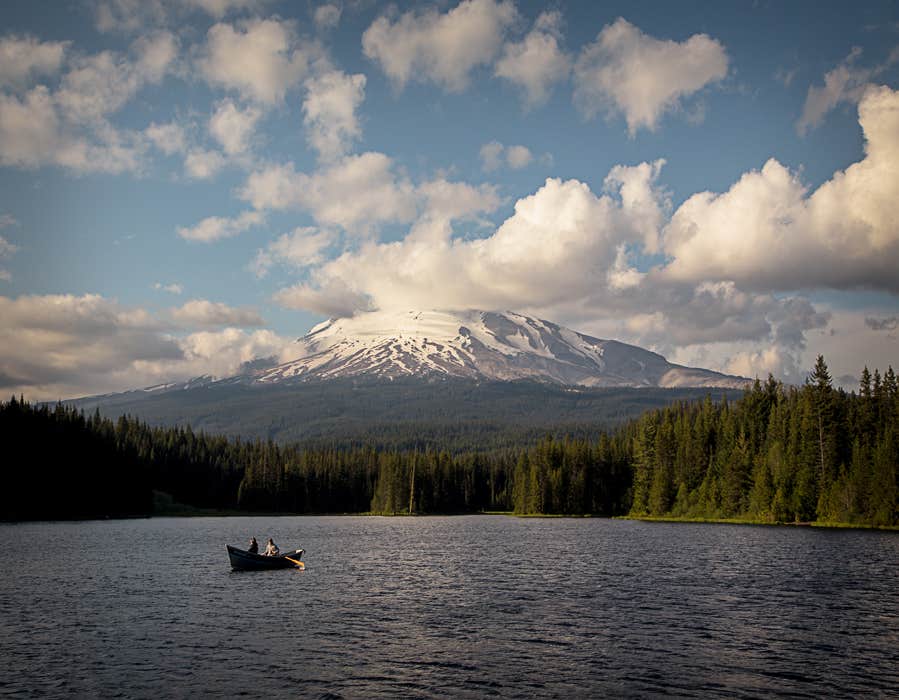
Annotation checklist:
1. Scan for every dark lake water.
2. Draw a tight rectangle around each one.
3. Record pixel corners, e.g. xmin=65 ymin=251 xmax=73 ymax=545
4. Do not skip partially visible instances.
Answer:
xmin=1 ymin=516 xmax=897 ymax=698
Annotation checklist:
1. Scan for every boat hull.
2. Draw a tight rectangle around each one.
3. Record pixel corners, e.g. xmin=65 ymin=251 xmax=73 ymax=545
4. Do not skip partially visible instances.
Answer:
xmin=227 ymin=545 xmax=304 ymax=571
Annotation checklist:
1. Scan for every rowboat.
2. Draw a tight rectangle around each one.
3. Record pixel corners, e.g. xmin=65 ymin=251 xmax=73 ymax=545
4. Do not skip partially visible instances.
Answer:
xmin=227 ymin=545 xmax=305 ymax=571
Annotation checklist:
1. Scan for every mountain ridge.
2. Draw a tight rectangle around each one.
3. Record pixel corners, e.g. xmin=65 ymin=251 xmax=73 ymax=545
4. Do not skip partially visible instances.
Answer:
xmin=254 ymin=309 xmax=748 ymax=389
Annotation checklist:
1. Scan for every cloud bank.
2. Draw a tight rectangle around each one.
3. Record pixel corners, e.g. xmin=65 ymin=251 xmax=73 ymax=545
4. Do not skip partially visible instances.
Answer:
xmin=0 ymin=294 xmax=292 ymax=400
xmin=268 ymin=87 xmax=899 ymax=380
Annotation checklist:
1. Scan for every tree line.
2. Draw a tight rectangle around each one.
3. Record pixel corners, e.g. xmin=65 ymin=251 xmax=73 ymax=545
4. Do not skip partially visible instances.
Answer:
xmin=1 ymin=357 xmax=896 ymax=526
xmin=627 ymin=358 xmax=898 ymax=526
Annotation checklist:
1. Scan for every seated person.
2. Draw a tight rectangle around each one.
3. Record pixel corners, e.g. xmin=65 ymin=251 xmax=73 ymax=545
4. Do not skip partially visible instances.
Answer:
xmin=248 ymin=537 xmax=258 ymax=554
xmin=263 ymin=538 xmax=280 ymax=556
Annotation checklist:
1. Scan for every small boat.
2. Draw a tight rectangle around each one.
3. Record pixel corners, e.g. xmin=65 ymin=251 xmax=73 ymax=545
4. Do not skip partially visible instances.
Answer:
xmin=227 ymin=545 xmax=305 ymax=571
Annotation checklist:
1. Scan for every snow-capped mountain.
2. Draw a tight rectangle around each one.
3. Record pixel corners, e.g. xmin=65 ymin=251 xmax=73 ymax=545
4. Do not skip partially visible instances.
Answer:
xmin=254 ymin=309 xmax=748 ymax=389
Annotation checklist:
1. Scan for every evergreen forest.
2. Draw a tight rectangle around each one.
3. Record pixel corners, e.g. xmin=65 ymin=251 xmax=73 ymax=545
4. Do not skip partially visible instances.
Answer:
xmin=2 ymin=357 xmax=896 ymax=527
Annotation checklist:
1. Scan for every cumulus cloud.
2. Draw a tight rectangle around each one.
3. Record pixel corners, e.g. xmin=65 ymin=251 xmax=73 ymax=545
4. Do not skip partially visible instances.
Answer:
xmin=196 ymin=18 xmax=313 ymax=104
xmin=573 ymin=18 xmax=728 ymax=135
xmin=183 ymin=148 xmax=226 ymax=179
xmin=279 ymin=166 xmax=667 ymax=317
xmin=170 ymin=299 xmax=265 ymax=327
xmin=154 ymin=282 xmax=183 ymax=294
xmin=144 ymin=120 xmax=187 ymax=155
xmin=188 ymin=0 xmax=267 ymax=18
xmin=273 ymin=279 xmax=374 ymax=318
xmin=93 ymin=0 xmax=169 ymax=33
xmin=314 ymin=3 xmax=342 ymax=31
xmin=252 ymin=227 xmax=335 ymax=278
xmin=240 ymin=152 xmax=417 ymax=234
xmin=495 ymin=11 xmax=570 ymax=108
xmin=0 ymin=234 xmax=18 ymax=283
xmin=263 ymin=89 xmax=899 ymax=380
xmin=0 ymin=293 xmax=293 ymax=400
xmin=797 ymin=46 xmax=899 ymax=134
xmin=0 ymin=33 xmax=177 ymax=174
xmin=302 ymin=70 xmax=366 ymax=161
xmin=209 ymin=99 xmax=261 ymax=155
xmin=0 ymin=35 xmax=68 ymax=89
xmin=56 ymin=32 xmax=177 ymax=123
xmin=362 ymin=0 xmax=517 ymax=92
xmin=177 ymin=210 xmax=263 ymax=242
xmin=93 ymin=0 xmax=266 ymax=33
xmin=0 ymin=87 xmax=147 ymax=173
xmin=479 ymin=141 xmax=533 ymax=171
xmin=663 ymin=85 xmax=899 ymax=292
xmin=264 ymin=130 xmax=876 ymax=381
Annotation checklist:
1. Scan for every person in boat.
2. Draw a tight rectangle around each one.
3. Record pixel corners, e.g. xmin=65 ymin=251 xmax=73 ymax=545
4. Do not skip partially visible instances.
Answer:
xmin=263 ymin=538 xmax=280 ymax=556
xmin=248 ymin=537 xmax=258 ymax=554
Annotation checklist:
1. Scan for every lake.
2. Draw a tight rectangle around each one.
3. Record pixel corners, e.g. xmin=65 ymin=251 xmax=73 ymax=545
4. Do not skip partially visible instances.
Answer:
xmin=1 ymin=516 xmax=897 ymax=698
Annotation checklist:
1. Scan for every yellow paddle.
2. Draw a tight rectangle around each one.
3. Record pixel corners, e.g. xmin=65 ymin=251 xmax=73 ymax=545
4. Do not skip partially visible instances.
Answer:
xmin=284 ymin=556 xmax=305 ymax=569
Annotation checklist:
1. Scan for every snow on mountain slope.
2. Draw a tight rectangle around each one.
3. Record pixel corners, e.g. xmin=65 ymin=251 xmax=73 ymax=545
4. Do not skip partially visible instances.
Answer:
xmin=255 ymin=309 xmax=748 ymax=389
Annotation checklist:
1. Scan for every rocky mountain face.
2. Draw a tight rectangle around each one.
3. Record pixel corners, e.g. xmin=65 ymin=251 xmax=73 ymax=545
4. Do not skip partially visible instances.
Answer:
xmin=252 ymin=309 xmax=748 ymax=389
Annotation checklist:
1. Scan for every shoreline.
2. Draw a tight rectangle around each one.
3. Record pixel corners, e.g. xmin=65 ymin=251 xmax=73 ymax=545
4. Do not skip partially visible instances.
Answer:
xmin=620 ymin=514 xmax=899 ymax=532
xmin=5 ymin=510 xmax=897 ymax=532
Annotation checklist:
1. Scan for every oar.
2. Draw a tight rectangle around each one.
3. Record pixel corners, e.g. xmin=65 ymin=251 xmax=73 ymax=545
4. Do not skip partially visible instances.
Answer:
xmin=284 ymin=556 xmax=305 ymax=569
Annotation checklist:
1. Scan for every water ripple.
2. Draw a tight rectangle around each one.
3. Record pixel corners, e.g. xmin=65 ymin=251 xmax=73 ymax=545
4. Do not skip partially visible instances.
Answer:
xmin=0 ymin=517 xmax=897 ymax=698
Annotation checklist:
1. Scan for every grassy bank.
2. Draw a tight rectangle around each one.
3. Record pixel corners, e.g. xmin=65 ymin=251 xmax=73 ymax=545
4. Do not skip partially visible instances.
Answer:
xmin=621 ymin=514 xmax=899 ymax=531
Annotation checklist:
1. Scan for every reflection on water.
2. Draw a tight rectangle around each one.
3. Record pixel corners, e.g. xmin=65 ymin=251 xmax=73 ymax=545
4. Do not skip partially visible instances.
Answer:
xmin=1 ymin=516 xmax=897 ymax=698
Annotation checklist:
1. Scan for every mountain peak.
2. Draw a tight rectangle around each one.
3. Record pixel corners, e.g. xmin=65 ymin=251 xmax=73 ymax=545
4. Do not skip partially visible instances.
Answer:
xmin=254 ymin=309 xmax=747 ymax=389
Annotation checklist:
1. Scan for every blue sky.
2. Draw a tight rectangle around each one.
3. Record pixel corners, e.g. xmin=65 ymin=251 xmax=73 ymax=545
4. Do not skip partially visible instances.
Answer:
xmin=1 ymin=0 xmax=898 ymax=399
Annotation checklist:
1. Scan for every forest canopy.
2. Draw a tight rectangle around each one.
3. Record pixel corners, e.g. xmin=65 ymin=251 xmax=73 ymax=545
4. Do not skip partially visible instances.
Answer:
xmin=2 ymin=358 xmax=896 ymax=527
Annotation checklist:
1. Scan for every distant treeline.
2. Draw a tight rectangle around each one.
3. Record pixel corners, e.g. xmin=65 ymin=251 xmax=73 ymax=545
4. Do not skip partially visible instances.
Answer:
xmin=1 ymin=357 xmax=896 ymax=526
xmin=626 ymin=358 xmax=898 ymax=527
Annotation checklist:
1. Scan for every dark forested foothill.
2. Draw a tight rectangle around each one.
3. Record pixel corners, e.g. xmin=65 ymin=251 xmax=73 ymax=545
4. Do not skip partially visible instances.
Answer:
xmin=2 ymin=357 xmax=896 ymax=526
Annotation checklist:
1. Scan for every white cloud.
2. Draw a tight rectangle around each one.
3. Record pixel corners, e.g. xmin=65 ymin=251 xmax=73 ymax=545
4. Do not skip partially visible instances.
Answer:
xmin=0 ymin=234 xmax=18 ymax=283
xmin=0 ymin=34 xmax=176 ymax=174
xmin=264 ymin=149 xmax=853 ymax=382
xmin=177 ymin=210 xmax=263 ymax=242
xmin=505 ymin=144 xmax=533 ymax=169
xmin=0 ymin=87 xmax=147 ymax=174
xmin=240 ymin=152 xmax=417 ymax=234
xmin=56 ymin=32 xmax=177 ymax=124
xmin=479 ymin=141 xmax=533 ymax=171
xmin=94 ymin=0 xmax=169 ymax=33
xmin=0 ymin=236 xmax=19 ymax=258
xmin=663 ymin=85 xmax=899 ymax=293
xmin=573 ymin=18 xmax=728 ymax=135
xmin=362 ymin=0 xmax=517 ymax=92
xmin=187 ymin=0 xmax=266 ymax=19
xmin=170 ymin=299 xmax=265 ymax=327
xmin=154 ymin=282 xmax=183 ymax=294
xmin=145 ymin=121 xmax=187 ymax=155
xmin=479 ymin=141 xmax=504 ymax=172
xmin=314 ymin=3 xmax=342 ymax=31
xmin=183 ymin=148 xmax=226 ymax=179
xmin=302 ymin=70 xmax=366 ymax=161
xmin=273 ymin=279 xmax=374 ymax=318
xmin=93 ymin=0 xmax=266 ymax=33
xmin=0 ymin=293 xmax=293 ymax=400
xmin=279 ymin=166 xmax=666 ymax=316
xmin=0 ymin=35 xmax=68 ymax=89
xmin=797 ymin=46 xmax=899 ymax=134
xmin=0 ymin=87 xmax=60 ymax=168
xmin=252 ymin=227 xmax=335 ymax=278
xmin=209 ymin=99 xmax=261 ymax=155
xmin=495 ymin=11 xmax=570 ymax=108
xmin=196 ymin=18 xmax=313 ymax=104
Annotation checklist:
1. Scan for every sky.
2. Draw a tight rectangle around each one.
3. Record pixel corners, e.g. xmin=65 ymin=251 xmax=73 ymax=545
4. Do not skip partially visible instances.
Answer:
xmin=1 ymin=0 xmax=898 ymax=400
